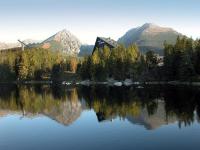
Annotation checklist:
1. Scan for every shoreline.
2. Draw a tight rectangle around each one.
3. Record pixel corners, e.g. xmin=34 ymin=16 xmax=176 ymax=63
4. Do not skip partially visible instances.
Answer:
xmin=1 ymin=80 xmax=200 ymax=87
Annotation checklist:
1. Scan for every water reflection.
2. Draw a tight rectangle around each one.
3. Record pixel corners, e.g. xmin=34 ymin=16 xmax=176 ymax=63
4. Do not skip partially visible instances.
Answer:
xmin=0 ymin=85 xmax=83 ymax=126
xmin=80 ymin=86 xmax=200 ymax=129
xmin=0 ymin=85 xmax=200 ymax=129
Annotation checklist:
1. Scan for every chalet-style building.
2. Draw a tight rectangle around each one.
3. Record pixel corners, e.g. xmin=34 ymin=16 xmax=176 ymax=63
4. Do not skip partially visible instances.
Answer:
xmin=92 ymin=37 xmax=118 ymax=54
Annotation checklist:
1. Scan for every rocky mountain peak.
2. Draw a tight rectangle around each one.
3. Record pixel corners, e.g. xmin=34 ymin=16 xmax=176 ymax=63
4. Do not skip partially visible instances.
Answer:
xmin=141 ymin=23 xmax=157 ymax=29
xmin=118 ymin=23 xmax=182 ymax=55
xmin=42 ymin=29 xmax=81 ymax=55
xmin=140 ymin=23 xmax=175 ymax=34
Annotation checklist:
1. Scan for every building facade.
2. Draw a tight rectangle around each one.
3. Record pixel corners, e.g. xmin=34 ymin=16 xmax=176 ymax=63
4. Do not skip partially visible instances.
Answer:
xmin=92 ymin=37 xmax=118 ymax=54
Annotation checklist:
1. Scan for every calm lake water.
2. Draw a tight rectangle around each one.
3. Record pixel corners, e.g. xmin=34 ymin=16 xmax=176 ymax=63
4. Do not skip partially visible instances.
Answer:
xmin=0 ymin=84 xmax=200 ymax=150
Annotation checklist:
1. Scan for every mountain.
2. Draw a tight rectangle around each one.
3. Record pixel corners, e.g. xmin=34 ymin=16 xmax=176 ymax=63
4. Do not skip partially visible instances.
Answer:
xmin=0 ymin=39 xmax=40 ymax=50
xmin=78 ymin=44 xmax=94 ymax=56
xmin=41 ymin=29 xmax=81 ymax=55
xmin=0 ymin=29 xmax=81 ymax=55
xmin=0 ymin=42 xmax=20 ymax=50
xmin=118 ymin=23 xmax=182 ymax=55
xmin=23 ymin=39 xmax=41 ymax=45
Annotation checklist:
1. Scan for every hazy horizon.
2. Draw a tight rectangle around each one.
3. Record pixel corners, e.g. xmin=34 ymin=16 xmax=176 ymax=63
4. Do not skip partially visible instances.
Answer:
xmin=0 ymin=0 xmax=199 ymax=44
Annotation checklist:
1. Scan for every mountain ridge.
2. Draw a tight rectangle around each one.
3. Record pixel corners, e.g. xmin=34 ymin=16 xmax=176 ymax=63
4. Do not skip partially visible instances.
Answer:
xmin=40 ymin=29 xmax=81 ymax=55
xmin=0 ymin=24 xmax=183 ymax=55
xmin=118 ymin=23 xmax=182 ymax=54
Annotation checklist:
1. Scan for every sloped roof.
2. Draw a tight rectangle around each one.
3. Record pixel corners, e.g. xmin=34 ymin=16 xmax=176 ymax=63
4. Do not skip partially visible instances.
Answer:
xmin=98 ymin=37 xmax=118 ymax=48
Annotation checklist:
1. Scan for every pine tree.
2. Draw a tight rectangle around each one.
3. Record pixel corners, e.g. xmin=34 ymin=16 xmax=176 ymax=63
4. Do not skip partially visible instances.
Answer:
xmin=178 ymin=52 xmax=195 ymax=80
xmin=102 ymin=46 xmax=110 ymax=60
xmin=125 ymin=44 xmax=140 ymax=78
xmin=70 ymin=57 xmax=78 ymax=73
xmin=194 ymin=40 xmax=200 ymax=74
xmin=164 ymin=44 xmax=174 ymax=80
xmin=16 ymin=52 xmax=29 ymax=80
xmin=145 ymin=51 xmax=158 ymax=69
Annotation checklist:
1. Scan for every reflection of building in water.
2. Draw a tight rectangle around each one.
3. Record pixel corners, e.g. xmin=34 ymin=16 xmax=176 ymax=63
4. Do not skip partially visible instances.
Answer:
xmin=126 ymin=100 xmax=177 ymax=130
xmin=96 ymin=112 xmax=116 ymax=122
xmin=94 ymin=99 xmax=179 ymax=130
xmin=94 ymin=100 xmax=178 ymax=130
xmin=0 ymin=86 xmax=199 ymax=129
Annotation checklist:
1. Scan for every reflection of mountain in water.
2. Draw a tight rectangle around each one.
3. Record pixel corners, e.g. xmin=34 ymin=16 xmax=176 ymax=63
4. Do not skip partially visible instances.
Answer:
xmin=126 ymin=100 xmax=177 ymax=130
xmin=0 ymin=86 xmax=84 ymax=126
xmin=80 ymin=86 xmax=200 ymax=129
xmin=43 ymin=99 xmax=83 ymax=126
xmin=0 ymin=85 xmax=200 ymax=129
xmin=0 ymin=99 xmax=83 ymax=126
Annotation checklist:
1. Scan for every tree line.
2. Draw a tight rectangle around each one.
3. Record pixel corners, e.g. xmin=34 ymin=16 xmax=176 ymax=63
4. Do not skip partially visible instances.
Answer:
xmin=0 ymin=45 xmax=158 ymax=82
xmin=0 ymin=48 xmax=79 ymax=82
xmin=78 ymin=44 xmax=161 ymax=81
xmin=164 ymin=36 xmax=200 ymax=81
xmin=1 ymin=36 xmax=200 ymax=82
xmin=79 ymin=36 xmax=200 ymax=82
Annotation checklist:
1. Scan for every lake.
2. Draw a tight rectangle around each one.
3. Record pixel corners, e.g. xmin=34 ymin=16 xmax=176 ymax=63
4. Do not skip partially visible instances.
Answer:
xmin=0 ymin=84 xmax=200 ymax=150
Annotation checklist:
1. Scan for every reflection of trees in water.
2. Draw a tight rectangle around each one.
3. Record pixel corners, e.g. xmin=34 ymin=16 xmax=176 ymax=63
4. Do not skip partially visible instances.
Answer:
xmin=0 ymin=85 xmax=200 ymax=128
xmin=79 ymin=86 xmax=160 ymax=119
xmin=0 ymin=85 xmax=82 ymax=126
xmin=79 ymin=85 xmax=200 ymax=129
xmin=163 ymin=87 xmax=200 ymax=128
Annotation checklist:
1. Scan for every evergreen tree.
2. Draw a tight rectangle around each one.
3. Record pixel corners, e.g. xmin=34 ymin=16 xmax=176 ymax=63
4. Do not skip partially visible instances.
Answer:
xmin=164 ymin=36 xmax=196 ymax=80
xmin=16 ymin=52 xmax=29 ymax=80
xmin=178 ymin=52 xmax=195 ymax=80
xmin=164 ymin=44 xmax=174 ymax=80
xmin=70 ymin=57 xmax=78 ymax=73
xmin=145 ymin=51 xmax=158 ymax=69
xmin=194 ymin=40 xmax=200 ymax=74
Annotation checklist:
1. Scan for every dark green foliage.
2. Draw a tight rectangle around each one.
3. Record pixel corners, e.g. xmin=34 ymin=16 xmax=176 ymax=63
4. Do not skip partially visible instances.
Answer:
xmin=0 ymin=48 xmax=69 ymax=82
xmin=79 ymin=45 xmax=141 ymax=81
xmin=0 ymin=64 xmax=15 ymax=81
xmin=164 ymin=36 xmax=199 ymax=81
xmin=145 ymin=51 xmax=158 ymax=69
xmin=51 ymin=62 xmax=65 ymax=82
xmin=194 ymin=40 xmax=200 ymax=74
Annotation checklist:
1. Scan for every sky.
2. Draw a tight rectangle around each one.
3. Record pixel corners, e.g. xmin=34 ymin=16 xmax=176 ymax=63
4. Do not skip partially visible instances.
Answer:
xmin=0 ymin=0 xmax=199 ymax=44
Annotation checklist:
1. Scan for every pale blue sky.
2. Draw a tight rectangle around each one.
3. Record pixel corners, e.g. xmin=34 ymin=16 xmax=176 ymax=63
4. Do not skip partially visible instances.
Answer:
xmin=0 ymin=0 xmax=199 ymax=44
